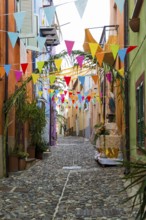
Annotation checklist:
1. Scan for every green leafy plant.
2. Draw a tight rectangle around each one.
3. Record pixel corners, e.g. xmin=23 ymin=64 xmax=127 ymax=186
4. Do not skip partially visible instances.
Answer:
xmin=35 ymin=140 xmax=48 ymax=153
xmin=17 ymin=151 xmax=29 ymax=159
xmin=94 ymin=123 xmax=110 ymax=143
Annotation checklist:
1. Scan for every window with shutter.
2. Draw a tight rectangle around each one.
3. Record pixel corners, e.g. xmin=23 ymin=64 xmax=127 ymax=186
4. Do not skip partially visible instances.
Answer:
xmin=136 ymin=77 xmax=145 ymax=148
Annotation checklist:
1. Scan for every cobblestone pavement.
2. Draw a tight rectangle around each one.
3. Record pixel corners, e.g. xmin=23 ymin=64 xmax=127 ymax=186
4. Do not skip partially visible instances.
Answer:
xmin=0 ymin=136 xmax=136 ymax=220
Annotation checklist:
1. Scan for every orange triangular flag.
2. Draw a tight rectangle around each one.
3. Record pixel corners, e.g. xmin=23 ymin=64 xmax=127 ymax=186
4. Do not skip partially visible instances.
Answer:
xmin=91 ymin=75 xmax=99 ymax=84
xmin=96 ymin=52 xmax=105 ymax=67
xmin=0 ymin=66 xmax=6 ymax=78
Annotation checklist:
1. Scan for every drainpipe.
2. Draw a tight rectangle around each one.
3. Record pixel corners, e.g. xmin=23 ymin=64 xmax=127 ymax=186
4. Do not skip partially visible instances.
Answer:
xmin=124 ymin=0 xmax=130 ymax=174
xmin=5 ymin=0 xmax=9 ymax=177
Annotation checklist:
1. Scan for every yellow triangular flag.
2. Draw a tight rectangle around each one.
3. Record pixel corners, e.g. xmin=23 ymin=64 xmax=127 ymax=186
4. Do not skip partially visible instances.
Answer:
xmin=37 ymin=61 xmax=44 ymax=73
xmin=54 ymin=58 xmax=62 ymax=71
xmin=89 ymin=43 xmax=99 ymax=58
xmin=110 ymin=44 xmax=120 ymax=60
xmin=96 ymin=52 xmax=105 ymax=67
xmin=0 ymin=66 xmax=6 ymax=78
xmin=49 ymin=75 xmax=56 ymax=84
xmin=48 ymin=89 xmax=54 ymax=93
xmin=38 ymin=91 xmax=43 ymax=97
xmin=31 ymin=73 xmax=39 ymax=84
xmin=118 ymin=68 xmax=124 ymax=77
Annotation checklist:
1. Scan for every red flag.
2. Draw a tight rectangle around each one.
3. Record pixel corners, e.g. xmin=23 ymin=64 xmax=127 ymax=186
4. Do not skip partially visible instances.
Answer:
xmin=69 ymin=92 xmax=73 ymax=97
xmin=76 ymin=106 xmax=78 ymax=109
xmin=64 ymin=76 xmax=71 ymax=86
xmin=21 ymin=63 xmax=28 ymax=74
xmin=126 ymin=46 xmax=137 ymax=54
xmin=72 ymin=100 xmax=75 ymax=104
xmin=64 ymin=90 xmax=68 ymax=95
xmin=87 ymin=96 xmax=91 ymax=102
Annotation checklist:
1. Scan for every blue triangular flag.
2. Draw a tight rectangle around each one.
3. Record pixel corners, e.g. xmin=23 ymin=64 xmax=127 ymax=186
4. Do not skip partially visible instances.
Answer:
xmin=44 ymin=6 xmax=56 ymax=26
xmin=114 ymin=0 xmax=125 ymax=13
xmin=37 ymin=36 xmax=46 ymax=51
xmin=75 ymin=0 xmax=88 ymax=18
xmin=14 ymin=12 xmax=26 ymax=32
xmin=8 ymin=32 xmax=19 ymax=48
xmin=78 ymin=94 xmax=82 ymax=102
xmin=84 ymin=91 xmax=88 ymax=97
xmin=55 ymin=90 xmax=59 ymax=95
xmin=4 ymin=64 xmax=11 ymax=76
xmin=118 ymin=48 xmax=127 ymax=62
xmin=78 ymin=76 xmax=85 ymax=86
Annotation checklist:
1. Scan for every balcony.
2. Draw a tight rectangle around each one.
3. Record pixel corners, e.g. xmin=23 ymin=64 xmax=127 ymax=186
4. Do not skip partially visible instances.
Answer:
xmin=39 ymin=7 xmax=60 ymax=47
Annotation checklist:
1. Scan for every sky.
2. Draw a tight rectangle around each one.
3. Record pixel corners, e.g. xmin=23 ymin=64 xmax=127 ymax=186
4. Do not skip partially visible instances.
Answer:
xmin=54 ymin=0 xmax=110 ymax=52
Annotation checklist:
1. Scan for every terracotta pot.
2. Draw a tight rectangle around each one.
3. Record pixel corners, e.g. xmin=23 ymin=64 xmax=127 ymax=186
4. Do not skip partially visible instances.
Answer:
xmin=18 ymin=159 xmax=26 ymax=171
xmin=129 ymin=18 xmax=140 ymax=32
xmin=8 ymin=155 xmax=19 ymax=172
xmin=27 ymin=146 xmax=35 ymax=158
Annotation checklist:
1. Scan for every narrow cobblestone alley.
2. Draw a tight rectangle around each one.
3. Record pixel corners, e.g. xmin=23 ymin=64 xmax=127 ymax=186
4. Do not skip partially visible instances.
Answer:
xmin=0 ymin=136 xmax=135 ymax=220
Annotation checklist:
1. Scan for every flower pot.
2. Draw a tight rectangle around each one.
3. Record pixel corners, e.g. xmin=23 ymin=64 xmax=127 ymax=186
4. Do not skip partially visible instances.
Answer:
xmin=129 ymin=18 xmax=140 ymax=32
xmin=35 ymin=152 xmax=43 ymax=160
xmin=27 ymin=146 xmax=35 ymax=158
xmin=8 ymin=155 xmax=19 ymax=172
xmin=18 ymin=159 xmax=26 ymax=171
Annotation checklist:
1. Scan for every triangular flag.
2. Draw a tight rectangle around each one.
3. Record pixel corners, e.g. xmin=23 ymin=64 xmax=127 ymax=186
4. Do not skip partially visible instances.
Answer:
xmin=87 ymin=96 xmax=91 ymax=102
xmin=78 ymin=76 xmax=85 ymax=86
xmin=31 ymin=73 xmax=40 ymax=84
xmin=37 ymin=61 xmax=44 ymax=73
xmin=44 ymin=6 xmax=56 ymax=26
xmin=114 ymin=0 xmax=125 ymax=13
xmin=106 ymin=72 xmax=112 ymax=83
xmin=96 ymin=52 xmax=105 ymax=66
xmin=118 ymin=68 xmax=124 ymax=77
xmin=21 ymin=63 xmax=28 ymax=74
xmin=75 ymin=0 xmax=88 ymax=18
xmin=64 ymin=76 xmax=71 ymax=86
xmin=38 ymin=91 xmax=43 ymax=97
xmin=0 ymin=67 xmax=6 ymax=78
xmin=89 ymin=43 xmax=99 ymax=58
xmin=64 ymin=40 xmax=75 ymax=56
xmin=37 ymin=36 xmax=46 ymax=51
xmin=49 ymin=75 xmax=56 ymax=84
xmin=118 ymin=48 xmax=127 ymax=62
xmin=76 ymin=55 xmax=84 ymax=68
xmin=110 ymin=44 xmax=120 ymax=59
xmin=8 ymin=32 xmax=19 ymax=48
xmin=13 ymin=12 xmax=26 ymax=32
xmin=50 ymin=93 xmax=54 ymax=98
xmin=54 ymin=58 xmax=62 ymax=71
xmin=78 ymin=94 xmax=82 ymax=102
xmin=126 ymin=46 xmax=137 ymax=54
xmin=91 ymin=75 xmax=99 ymax=84
xmin=64 ymin=91 xmax=68 ymax=96
xmin=14 ymin=70 xmax=22 ymax=82
xmin=4 ymin=64 xmax=11 ymax=76
xmin=55 ymin=90 xmax=59 ymax=95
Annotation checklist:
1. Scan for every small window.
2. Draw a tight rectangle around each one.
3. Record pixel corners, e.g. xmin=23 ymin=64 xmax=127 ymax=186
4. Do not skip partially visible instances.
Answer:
xmin=136 ymin=75 xmax=145 ymax=148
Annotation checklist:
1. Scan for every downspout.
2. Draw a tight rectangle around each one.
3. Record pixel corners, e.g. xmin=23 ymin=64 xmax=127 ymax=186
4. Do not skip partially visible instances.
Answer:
xmin=124 ymin=0 xmax=130 ymax=174
xmin=5 ymin=0 xmax=9 ymax=177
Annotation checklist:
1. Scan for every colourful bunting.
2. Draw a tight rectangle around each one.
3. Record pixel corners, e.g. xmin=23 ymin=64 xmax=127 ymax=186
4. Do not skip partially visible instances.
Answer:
xmin=44 ymin=6 xmax=56 ymax=26
xmin=0 ymin=66 xmax=5 ymax=78
xmin=91 ymin=75 xmax=99 ymax=84
xmin=87 ymin=96 xmax=91 ymax=102
xmin=118 ymin=68 xmax=124 ymax=77
xmin=37 ymin=36 xmax=46 ymax=51
xmin=54 ymin=58 xmax=62 ymax=71
xmin=126 ymin=46 xmax=137 ymax=54
xmin=37 ymin=61 xmax=44 ymax=73
xmin=38 ymin=91 xmax=43 ymax=97
xmin=15 ymin=70 xmax=22 ymax=82
xmin=49 ymin=75 xmax=56 ymax=84
xmin=8 ymin=32 xmax=19 ymax=48
xmin=114 ymin=0 xmax=125 ymax=13
xmin=78 ymin=76 xmax=85 ymax=86
xmin=76 ymin=55 xmax=84 ymax=68
xmin=110 ymin=44 xmax=120 ymax=60
xmin=65 ymin=40 xmax=75 ymax=56
xmin=64 ymin=91 xmax=68 ymax=96
xmin=89 ymin=43 xmax=99 ymax=58
xmin=4 ymin=64 xmax=11 ymax=76
xmin=64 ymin=76 xmax=71 ymax=86
xmin=118 ymin=48 xmax=127 ymax=62
xmin=75 ymin=0 xmax=88 ymax=18
xmin=13 ymin=12 xmax=26 ymax=32
xmin=31 ymin=73 xmax=40 ymax=84
xmin=106 ymin=72 xmax=112 ymax=83
xmin=21 ymin=63 xmax=28 ymax=74
xmin=96 ymin=52 xmax=104 ymax=66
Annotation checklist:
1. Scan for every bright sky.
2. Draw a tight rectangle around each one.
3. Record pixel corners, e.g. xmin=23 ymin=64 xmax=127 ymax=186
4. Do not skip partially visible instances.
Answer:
xmin=54 ymin=0 xmax=110 ymax=52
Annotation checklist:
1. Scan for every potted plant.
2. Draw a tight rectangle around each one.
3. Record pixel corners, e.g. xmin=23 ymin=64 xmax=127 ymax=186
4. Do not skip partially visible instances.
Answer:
xmin=17 ymin=151 xmax=29 ymax=171
xmin=35 ymin=141 xmax=48 ymax=160
xmin=8 ymin=147 xmax=19 ymax=172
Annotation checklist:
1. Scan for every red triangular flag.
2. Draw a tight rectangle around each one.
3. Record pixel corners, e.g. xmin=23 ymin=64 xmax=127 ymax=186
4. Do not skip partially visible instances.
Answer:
xmin=21 ymin=63 xmax=28 ymax=74
xmin=126 ymin=46 xmax=137 ymax=54
xmin=87 ymin=96 xmax=91 ymax=102
xmin=64 ymin=76 xmax=71 ymax=86
xmin=64 ymin=90 xmax=68 ymax=95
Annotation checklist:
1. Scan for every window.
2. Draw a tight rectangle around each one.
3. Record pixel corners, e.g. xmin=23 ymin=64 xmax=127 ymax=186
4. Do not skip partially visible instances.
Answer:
xmin=136 ymin=74 xmax=145 ymax=148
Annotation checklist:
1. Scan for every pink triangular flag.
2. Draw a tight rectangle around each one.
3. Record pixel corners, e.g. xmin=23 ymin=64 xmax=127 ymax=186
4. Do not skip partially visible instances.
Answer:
xmin=76 ymin=55 xmax=84 ymax=68
xmin=15 ymin=70 xmax=22 ymax=82
xmin=64 ymin=40 xmax=75 ymax=56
